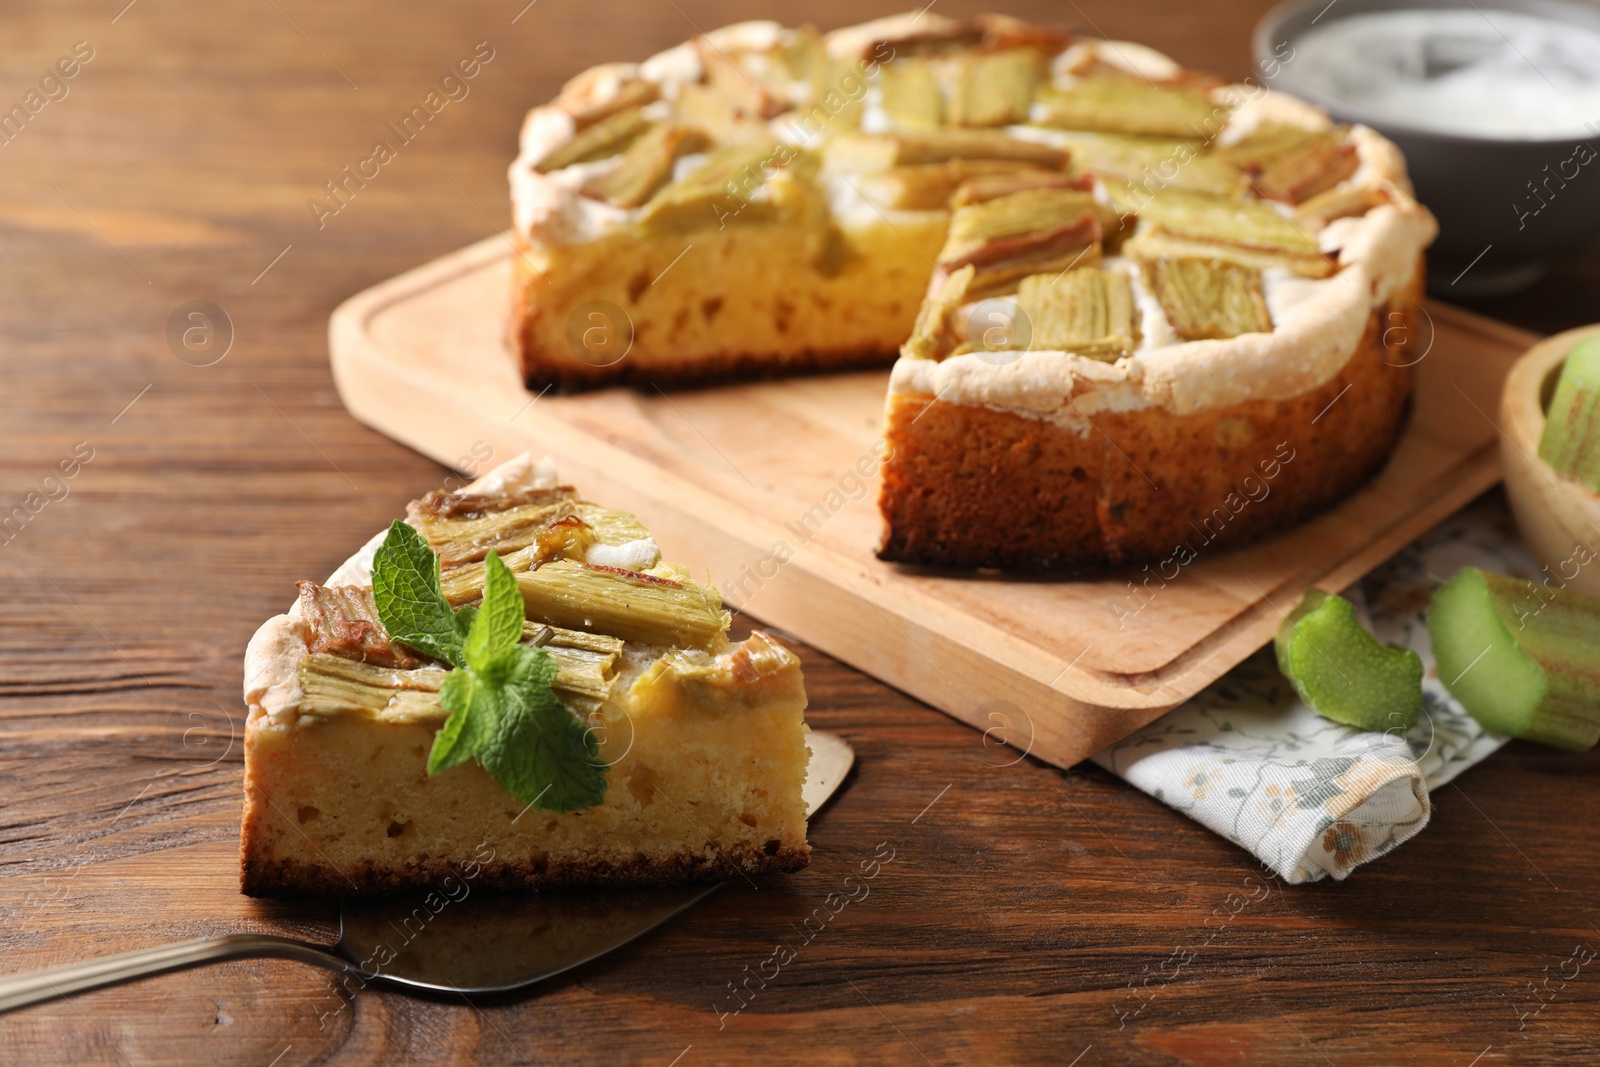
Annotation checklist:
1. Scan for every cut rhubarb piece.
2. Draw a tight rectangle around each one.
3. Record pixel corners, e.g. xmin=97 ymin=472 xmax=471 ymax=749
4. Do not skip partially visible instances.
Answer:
xmin=941 ymin=188 xmax=1105 ymax=259
xmin=534 ymin=107 xmax=652 ymax=172
xmin=1014 ymin=267 xmax=1139 ymax=360
xmin=1034 ymin=78 xmax=1224 ymax=138
xmin=949 ymin=169 xmax=1089 ymax=208
xmin=1428 ymin=567 xmax=1600 ymax=751
xmin=879 ymin=55 xmax=944 ymax=127
xmin=947 ymin=47 xmax=1046 ymax=127
xmin=1215 ymin=125 xmax=1359 ymax=204
xmin=1274 ymin=589 xmax=1422 ymax=732
xmin=824 ymin=129 xmax=1069 ymax=171
xmin=694 ymin=27 xmax=822 ymax=122
xmin=672 ymin=81 xmax=777 ymax=145
xmin=584 ymin=123 xmax=712 ymax=208
xmin=1536 ymin=336 xmax=1600 ymax=492
xmin=903 ymin=264 xmax=975 ymax=361
xmin=935 ymin=187 xmax=1111 ymax=294
xmin=1143 ymin=257 xmax=1272 ymax=341
xmin=1055 ymin=132 xmax=1243 ymax=198
xmin=1123 ymin=188 xmax=1334 ymax=278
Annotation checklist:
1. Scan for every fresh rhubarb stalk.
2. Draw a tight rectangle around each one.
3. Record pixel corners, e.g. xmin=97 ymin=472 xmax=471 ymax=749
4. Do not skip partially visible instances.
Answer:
xmin=1537 ymin=336 xmax=1600 ymax=492
xmin=1274 ymin=589 xmax=1422 ymax=732
xmin=1428 ymin=567 xmax=1600 ymax=751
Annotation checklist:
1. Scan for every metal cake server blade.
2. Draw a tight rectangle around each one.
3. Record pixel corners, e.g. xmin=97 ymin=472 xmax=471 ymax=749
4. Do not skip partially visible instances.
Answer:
xmin=0 ymin=731 xmax=854 ymax=1014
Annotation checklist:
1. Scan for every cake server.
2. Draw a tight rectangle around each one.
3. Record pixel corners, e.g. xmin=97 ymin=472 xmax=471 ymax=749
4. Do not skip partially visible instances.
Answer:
xmin=0 ymin=731 xmax=854 ymax=1014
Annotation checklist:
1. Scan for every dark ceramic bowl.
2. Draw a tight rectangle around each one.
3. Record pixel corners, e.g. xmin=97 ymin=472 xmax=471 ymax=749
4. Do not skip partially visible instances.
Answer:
xmin=1255 ymin=0 xmax=1600 ymax=295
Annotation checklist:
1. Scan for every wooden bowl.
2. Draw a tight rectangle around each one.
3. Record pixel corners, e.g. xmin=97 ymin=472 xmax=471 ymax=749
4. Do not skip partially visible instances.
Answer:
xmin=1500 ymin=324 xmax=1600 ymax=597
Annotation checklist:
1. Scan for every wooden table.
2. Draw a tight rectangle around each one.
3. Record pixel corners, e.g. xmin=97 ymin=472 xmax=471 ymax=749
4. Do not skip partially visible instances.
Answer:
xmin=2 ymin=1 xmax=1596 ymax=1063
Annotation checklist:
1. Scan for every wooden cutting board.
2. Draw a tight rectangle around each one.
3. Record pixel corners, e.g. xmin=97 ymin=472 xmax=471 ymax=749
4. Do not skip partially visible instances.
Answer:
xmin=329 ymin=234 xmax=1534 ymax=770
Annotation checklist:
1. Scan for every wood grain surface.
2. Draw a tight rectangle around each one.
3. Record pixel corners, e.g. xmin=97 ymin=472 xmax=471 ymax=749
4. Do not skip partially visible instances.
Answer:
xmin=1 ymin=1 xmax=1597 ymax=1064
xmin=330 ymin=235 xmax=1525 ymax=770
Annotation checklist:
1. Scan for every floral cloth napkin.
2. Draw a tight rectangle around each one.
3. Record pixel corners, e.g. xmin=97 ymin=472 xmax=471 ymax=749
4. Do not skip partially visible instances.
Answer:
xmin=1091 ymin=493 xmax=1538 ymax=883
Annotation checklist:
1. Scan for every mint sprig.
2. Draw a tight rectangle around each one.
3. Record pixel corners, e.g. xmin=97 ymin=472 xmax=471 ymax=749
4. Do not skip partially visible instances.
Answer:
xmin=371 ymin=522 xmax=607 ymax=812
xmin=371 ymin=520 xmax=472 ymax=667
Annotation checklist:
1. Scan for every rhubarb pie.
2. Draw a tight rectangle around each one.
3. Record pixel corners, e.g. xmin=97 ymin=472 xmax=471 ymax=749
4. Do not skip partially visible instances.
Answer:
xmin=240 ymin=455 xmax=810 ymax=896
xmin=510 ymin=12 xmax=1436 ymax=569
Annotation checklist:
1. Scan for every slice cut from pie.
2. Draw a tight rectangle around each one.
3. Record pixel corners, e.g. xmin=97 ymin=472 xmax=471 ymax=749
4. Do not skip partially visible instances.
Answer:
xmin=240 ymin=455 xmax=810 ymax=897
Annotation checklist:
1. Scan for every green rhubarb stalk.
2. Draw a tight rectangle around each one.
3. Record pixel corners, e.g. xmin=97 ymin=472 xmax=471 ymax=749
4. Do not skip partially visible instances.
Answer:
xmin=1428 ymin=567 xmax=1600 ymax=751
xmin=1274 ymin=589 xmax=1422 ymax=732
xmin=1538 ymin=335 xmax=1600 ymax=491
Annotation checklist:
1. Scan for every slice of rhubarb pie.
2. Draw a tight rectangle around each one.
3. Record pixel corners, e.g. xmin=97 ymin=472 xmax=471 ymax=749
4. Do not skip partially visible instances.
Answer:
xmin=240 ymin=455 xmax=810 ymax=897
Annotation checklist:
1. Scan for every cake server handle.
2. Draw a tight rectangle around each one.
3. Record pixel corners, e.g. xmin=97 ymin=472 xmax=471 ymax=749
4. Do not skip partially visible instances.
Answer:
xmin=0 ymin=933 xmax=355 ymax=1015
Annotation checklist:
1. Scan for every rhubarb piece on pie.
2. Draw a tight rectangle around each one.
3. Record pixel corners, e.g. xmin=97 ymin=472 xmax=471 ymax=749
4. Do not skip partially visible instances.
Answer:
xmin=1014 ymin=267 xmax=1140 ymax=361
xmin=240 ymin=455 xmax=811 ymax=897
xmin=1141 ymin=258 xmax=1272 ymax=342
xmin=1033 ymin=76 xmax=1224 ymax=138
xmin=1215 ymin=124 xmax=1361 ymax=204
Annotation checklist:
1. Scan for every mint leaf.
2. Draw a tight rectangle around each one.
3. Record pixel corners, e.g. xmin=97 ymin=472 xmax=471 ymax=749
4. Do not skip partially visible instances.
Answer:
xmin=372 ymin=520 xmax=469 ymax=667
xmin=428 ymin=668 xmax=495 ymax=774
xmin=429 ymin=644 xmax=607 ymax=811
xmin=463 ymin=551 xmax=524 ymax=672
xmin=478 ymin=645 xmax=607 ymax=812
